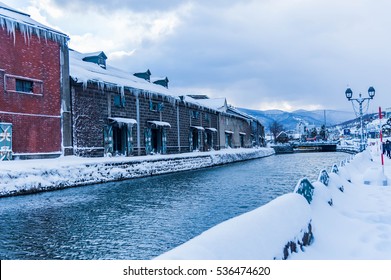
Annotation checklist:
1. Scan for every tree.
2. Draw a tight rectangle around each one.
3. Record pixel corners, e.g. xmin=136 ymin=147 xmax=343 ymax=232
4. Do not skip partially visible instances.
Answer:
xmin=269 ymin=121 xmax=284 ymax=143
xmin=310 ymin=127 xmax=318 ymax=138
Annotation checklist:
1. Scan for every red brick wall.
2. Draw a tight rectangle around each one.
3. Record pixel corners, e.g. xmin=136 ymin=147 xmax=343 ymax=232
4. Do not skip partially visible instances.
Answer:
xmin=0 ymin=26 xmax=62 ymax=154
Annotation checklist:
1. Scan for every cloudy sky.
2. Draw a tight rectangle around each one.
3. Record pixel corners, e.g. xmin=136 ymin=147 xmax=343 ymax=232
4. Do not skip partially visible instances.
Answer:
xmin=5 ymin=0 xmax=391 ymax=112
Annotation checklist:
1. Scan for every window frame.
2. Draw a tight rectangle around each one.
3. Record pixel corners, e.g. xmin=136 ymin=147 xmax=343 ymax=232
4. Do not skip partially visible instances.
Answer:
xmin=4 ymin=74 xmax=43 ymax=96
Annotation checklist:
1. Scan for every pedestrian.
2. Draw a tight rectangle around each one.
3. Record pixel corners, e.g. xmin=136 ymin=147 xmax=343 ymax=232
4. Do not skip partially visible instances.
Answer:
xmin=386 ymin=140 xmax=391 ymax=159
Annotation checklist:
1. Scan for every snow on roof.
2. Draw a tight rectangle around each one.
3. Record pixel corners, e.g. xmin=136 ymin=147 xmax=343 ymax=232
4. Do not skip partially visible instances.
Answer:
xmin=108 ymin=117 xmax=137 ymax=126
xmin=205 ymin=127 xmax=218 ymax=132
xmin=0 ymin=2 xmax=29 ymax=16
xmin=190 ymin=126 xmax=205 ymax=131
xmin=183 ymin=95 xmax=227 ymax=112
xmin=0 ymin=2 xmax=68 ymax=45
xmin=151 ymin=76 xmax=168 ymax=82
xmin=147 ymin=120 xmax=171 ymax=128
xmin=82 ymin=51 xmax=107 ymax=59
xmin=69 ymin=49 xmax=179 ymax=102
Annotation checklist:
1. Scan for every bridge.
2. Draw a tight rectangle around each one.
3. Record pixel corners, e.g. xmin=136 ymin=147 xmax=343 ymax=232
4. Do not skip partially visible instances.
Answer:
xmin=292 ymin=141 xmax=338 ymax=152
xmin=272 ymin=141 xmax=340 ymax=154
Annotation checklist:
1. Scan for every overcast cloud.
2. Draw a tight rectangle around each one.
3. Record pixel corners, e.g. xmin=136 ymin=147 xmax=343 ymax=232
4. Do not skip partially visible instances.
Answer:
xmin=6 ymin=0 xmax=391 ymax=112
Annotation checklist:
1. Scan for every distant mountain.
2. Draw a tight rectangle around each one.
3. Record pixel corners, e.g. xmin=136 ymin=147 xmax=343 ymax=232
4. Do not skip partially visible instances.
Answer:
xmin=237 ymin=108 xmax=356 ymax=131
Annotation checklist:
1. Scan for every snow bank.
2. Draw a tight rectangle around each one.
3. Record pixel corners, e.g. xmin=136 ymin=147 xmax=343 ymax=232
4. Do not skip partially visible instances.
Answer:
xmin=291 ymin=150 xmax=391 ymax=259
xmin=156 ymin=193 xmax=312 ymax=260
xmin=0 ymin=148 xmax=274 ymax=197
xmin=157 ymin=149 xmax=391 ymax=260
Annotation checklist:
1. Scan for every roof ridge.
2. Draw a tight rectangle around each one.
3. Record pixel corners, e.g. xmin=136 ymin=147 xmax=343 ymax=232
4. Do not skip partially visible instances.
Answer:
xmin=0 ymin=2 xmax=30 ymax=17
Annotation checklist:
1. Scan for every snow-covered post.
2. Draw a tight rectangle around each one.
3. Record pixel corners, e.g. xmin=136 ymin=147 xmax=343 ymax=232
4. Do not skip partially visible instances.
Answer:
xmin=294 ymin=178 xmax=314 ymax=204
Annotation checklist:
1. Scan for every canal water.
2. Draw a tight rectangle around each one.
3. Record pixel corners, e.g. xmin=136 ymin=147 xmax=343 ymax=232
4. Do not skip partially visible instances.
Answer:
xmin=0 ymin=152 xmax=349 ymax=260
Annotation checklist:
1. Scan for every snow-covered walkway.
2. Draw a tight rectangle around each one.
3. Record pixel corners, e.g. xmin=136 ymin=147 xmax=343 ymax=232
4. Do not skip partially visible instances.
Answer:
xmin=0 ymin=147 xmax=274 ymax=197
xmin=158 ymin=145 xmax=391 ymax=260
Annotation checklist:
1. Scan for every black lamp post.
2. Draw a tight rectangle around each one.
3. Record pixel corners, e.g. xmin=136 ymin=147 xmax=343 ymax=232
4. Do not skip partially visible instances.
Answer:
xmin=344 ymin=86 xmax=376 ymax=151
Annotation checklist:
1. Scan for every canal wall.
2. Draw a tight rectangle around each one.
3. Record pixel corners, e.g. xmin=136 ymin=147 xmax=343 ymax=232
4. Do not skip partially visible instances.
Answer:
xmin=157 ymin=151 xmax=361 ymax=260
xmin=0 ymin=147 xmax=274 ymax=198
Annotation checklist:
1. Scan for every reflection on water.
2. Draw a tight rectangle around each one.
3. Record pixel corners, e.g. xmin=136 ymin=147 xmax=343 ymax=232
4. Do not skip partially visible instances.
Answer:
xmin=0 ymin=152 xmax=348 ymax=259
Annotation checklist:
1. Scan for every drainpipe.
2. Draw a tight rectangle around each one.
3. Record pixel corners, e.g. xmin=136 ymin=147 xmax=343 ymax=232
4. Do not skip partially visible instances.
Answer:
xmin=217 ymin=112 xmax=221 ymax=150
xmin=107 ymin=92 xmax=111 ymax=118
xmin=177 ymin=104 xmax=180 ymax=153
xmin=136 ymin=94 xmax=141 ymax=156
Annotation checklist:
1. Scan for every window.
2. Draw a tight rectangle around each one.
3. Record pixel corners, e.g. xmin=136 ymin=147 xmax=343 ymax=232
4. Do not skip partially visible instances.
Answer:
xmin=114 ymin=95 xmax=126 ymax=107
xmin=149 ymin=101 xmax=164 ymax=112
xmin=191 ymin=111 xmax=200 ymax=119
xmin=204 ymin=113 xmax=210 ymax=122
xmin=5 ymin=74 xmax=43 ymax=95
xmin=16 ymin=79 xmax=33 ymax=93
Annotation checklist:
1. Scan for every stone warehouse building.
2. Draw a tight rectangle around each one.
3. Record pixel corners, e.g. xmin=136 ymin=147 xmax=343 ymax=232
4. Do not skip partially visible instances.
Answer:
xmin=0 ymin=3 xmax=72 ymax=159
xmin=186 ymin=96 xmax=265 ymax=149
xmin=69 ymin=50 xmax=223 ymax=157
xmin=69 ymin=50 xmax=264 ymax=157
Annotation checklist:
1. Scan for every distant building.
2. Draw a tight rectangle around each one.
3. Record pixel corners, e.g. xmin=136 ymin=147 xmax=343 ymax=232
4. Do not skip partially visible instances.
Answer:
xmin=276 ymin=131 xmax=289 ymax=143
xmin=189 ymin=98 xmax=265 ymax=149
xmin=0 ymin=3 xmax=70 ymax=159
xmin=385 ymin=107 xmax=391 ymax=119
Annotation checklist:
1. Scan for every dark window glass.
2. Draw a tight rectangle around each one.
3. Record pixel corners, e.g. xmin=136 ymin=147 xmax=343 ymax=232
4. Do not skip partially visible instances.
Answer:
xmin=192 ymin=111 xmax=200 ymax=119
xmin=114 ymin=95 xmax=125 ymax=107
xmin=16 ymin=79 xmax=33 ymax=93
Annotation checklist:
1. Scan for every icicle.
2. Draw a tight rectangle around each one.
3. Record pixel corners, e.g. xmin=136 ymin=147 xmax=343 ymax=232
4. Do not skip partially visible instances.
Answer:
xmin=0 ymin=14 xmax=68 ymax=46
xmin=120 ymin=86 xmax=125 ymax=99
xmin=82 ymin=81 xmax=88 ymax=91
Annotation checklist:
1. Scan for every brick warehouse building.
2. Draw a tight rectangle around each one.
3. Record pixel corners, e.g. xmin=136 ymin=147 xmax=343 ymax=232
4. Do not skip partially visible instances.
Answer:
xmin=0 ymin=3 xmax=71 ymax=159
xmin=70 ymin=49 xmax=221 ymax=157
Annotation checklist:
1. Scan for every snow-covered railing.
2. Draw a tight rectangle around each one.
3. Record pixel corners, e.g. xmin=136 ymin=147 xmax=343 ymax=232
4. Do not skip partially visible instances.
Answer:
xmin=318 ymin=169 xmax=330 ymax=186
xmin=294 ymin=155 xmax=354 ymax=204
xmin=294 ymin=178 xmax=314 ymax=204
xmin=295 ymin=158 xmax=348 ymax=203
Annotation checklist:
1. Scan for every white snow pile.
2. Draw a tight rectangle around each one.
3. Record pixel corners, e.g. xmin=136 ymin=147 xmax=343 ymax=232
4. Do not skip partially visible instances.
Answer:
xmin=158 ymin=148 xmax=391 ymax=260
xmin=0 ymin=148 xmax=274 ymax=197
xmin=157 ymin=193 xmax=312 ymax=260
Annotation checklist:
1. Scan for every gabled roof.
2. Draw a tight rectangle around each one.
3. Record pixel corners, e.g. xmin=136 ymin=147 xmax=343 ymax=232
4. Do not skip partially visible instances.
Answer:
xmin=81 ymin=51 xmax=108 ymax=69
xmin=0 ymin=2 xmax=68 ymax=44
xmin=134 ymin=69 xmax=151 ymax=82
xmin=152 ymin=77 xmax=169 ymax=88
xmin=276 ymin=131 xmax=289 ymax=138
xmin=82 ymin=51 xmax=108 ymax=60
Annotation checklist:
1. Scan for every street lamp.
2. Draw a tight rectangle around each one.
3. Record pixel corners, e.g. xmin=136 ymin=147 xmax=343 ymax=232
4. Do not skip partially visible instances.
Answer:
xmin=344 ymin=86 xmax=376 ymax=152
